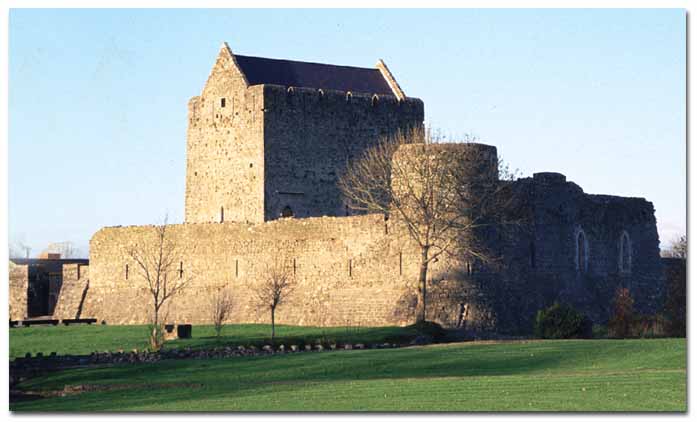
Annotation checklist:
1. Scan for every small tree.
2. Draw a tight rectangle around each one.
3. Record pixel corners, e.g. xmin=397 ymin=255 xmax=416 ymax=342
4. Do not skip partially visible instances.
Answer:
xmin=256 ymin=256 xmax=295 ymax=342
xmin=608 ymin=287 xmax=635 ymax=338
xmin=128 ymin=216 xmax=192 ymax=350
xmin=209 ymin=287 xmax=234 ymax=338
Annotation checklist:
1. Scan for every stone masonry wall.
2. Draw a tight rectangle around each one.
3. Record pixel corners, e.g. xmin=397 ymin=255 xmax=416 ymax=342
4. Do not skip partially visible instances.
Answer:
xmin=84 ymin=215 xmax=436 ymax=327
xmin=9 ymin=262 xmax=28 ymax=321
xmin=262 ymin=85 xmax=424 ymax=220
xmin=52 ymin=264 xmax=90 ymax=320
xmin=185 ymin=45 xmax=265 ymax=224
xmin=500 ymin=173 xmax=664 ymax=327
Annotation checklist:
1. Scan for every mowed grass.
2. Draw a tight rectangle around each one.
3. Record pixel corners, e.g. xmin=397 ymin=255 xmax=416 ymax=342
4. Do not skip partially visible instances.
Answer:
xmin=10 ymin=324 xmax=419 ymax=359
xmin=11 ymin=338 xmax=686 ymax=412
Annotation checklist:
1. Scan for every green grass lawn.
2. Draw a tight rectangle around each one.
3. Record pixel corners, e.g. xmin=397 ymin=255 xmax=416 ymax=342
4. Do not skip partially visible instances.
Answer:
xmin=10 ymin=323 xmax=420 ymax=359
xmin=11 ymin=337 xmax=686 ymax=412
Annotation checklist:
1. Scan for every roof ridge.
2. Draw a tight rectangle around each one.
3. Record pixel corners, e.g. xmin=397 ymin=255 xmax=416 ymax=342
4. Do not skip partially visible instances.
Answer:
xmin=233 ymin=54 xmax=380 ymax=72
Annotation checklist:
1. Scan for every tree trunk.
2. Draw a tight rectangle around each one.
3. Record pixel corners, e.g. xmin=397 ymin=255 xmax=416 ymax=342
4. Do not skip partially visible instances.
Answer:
xmin=416 ymin=247 xmax=429 ymax=323
xmin=271 ymin=306 xmax=276 ymax=343
xmin=151 ymin=305 xmax=160 ymax=350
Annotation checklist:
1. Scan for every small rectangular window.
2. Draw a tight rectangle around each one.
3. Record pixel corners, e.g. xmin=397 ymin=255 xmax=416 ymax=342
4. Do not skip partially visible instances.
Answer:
xmin=221 ymin=98 xmax=226 ymax=108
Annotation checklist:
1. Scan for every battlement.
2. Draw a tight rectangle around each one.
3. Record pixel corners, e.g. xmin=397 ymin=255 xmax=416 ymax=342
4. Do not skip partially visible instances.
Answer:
xmin=262 ymin=83 xmax=423 ymax=109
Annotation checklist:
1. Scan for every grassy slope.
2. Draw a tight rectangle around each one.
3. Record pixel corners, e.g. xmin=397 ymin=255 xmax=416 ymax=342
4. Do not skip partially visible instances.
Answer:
xmin=10 ymin=324 xmax=419 ymax=359
xmin=11 ymin=338 xmax=686 ymax=412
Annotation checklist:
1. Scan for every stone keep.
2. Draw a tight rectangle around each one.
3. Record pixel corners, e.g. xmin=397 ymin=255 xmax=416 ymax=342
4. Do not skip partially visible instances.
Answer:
xmin=185 ymin=42 xmax=424 ymax=224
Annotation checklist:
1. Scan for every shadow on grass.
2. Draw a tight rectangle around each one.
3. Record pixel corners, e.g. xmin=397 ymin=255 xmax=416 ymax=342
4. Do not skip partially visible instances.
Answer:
xmin=12 ymin=336 xmax=686 ymax=411
xmin=14 ymin=339 xmax=633 ymax=411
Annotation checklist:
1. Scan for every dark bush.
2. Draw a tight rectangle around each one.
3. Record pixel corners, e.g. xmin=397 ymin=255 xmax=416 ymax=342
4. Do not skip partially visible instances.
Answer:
xmin=534 ymin=302 xmax=593 ymax=339
xmin=407 ymin=321 xmax=447 ymax=342
xmin=630 ymin=314 xmax=667 ymax=338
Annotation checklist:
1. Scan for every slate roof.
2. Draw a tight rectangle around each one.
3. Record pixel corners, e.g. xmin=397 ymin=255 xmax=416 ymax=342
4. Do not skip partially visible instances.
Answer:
xmin=234 ymin=55 xmax=394 ymax=96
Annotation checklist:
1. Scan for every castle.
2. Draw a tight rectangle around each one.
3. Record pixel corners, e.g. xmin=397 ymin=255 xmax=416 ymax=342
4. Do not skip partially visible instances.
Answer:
xmin=9 ymin=43 xmax=665 ymax=333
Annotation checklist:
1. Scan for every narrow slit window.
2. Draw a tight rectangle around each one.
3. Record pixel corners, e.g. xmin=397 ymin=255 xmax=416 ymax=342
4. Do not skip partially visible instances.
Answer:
xmin=619 ymin=232 xmax=632 ymax=273
xmin=576 ymin=230 xmax=588 ymax=272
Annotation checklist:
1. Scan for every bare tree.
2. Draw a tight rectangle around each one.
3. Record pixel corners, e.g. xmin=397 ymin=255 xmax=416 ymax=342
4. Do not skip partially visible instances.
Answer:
xmin=43 ymin=241 xmax=82 ymax=259
xmin=662 ymin=235 xmax=687 ymax=259
xmin=9 ymin=238 xmax=31 ymax=259
xmin=339 ymin=127 xmax=519 ymax=323
xmin=255 ymin=256 xmax=295 ymax=342
xmin=209 ymin=287 xmax=234 ymax=338
xmin=128 ymin=216 xmax=192 ymax=350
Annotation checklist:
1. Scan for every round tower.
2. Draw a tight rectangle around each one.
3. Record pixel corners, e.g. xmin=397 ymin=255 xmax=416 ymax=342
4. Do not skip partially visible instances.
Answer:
xmin=391 ymin=142 xmax=499 ymax=197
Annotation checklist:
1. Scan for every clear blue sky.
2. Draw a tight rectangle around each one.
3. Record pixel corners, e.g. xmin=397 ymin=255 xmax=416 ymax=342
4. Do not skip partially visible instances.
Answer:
xmin=9 ymin=8 xmax=686 ymax=257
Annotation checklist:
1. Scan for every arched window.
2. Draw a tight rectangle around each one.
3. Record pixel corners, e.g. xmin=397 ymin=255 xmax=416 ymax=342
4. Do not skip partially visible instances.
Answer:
xmin=576 ymin=229 xmax=588 ymax=273
xmin=619 ymin=231 xmax=632 ymax=273
xmin=371 ymin=94 xmax=379 ymax=107
xmin=346 ymin=92 xmax=353 ymax=102
xmin=281 ymin=206 xmax=293 ymax=218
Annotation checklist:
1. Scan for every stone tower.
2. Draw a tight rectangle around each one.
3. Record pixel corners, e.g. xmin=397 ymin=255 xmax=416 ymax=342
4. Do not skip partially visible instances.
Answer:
xmin=185 ymin=42 xmax=424 ymax=224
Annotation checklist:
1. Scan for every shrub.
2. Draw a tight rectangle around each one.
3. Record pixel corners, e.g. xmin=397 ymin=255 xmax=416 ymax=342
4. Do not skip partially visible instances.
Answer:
xmin=592 ymin=324 xmax=608 ymax=339
xmin=608 ymin=287 xmax=634 ymax=338
xmin=407 ymin=321 xmax=447 ymax=342
xmin=534 ymin=302 xmax=592 ymax=339
xmin=630 ymin=314 xmax=667 ymax=338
